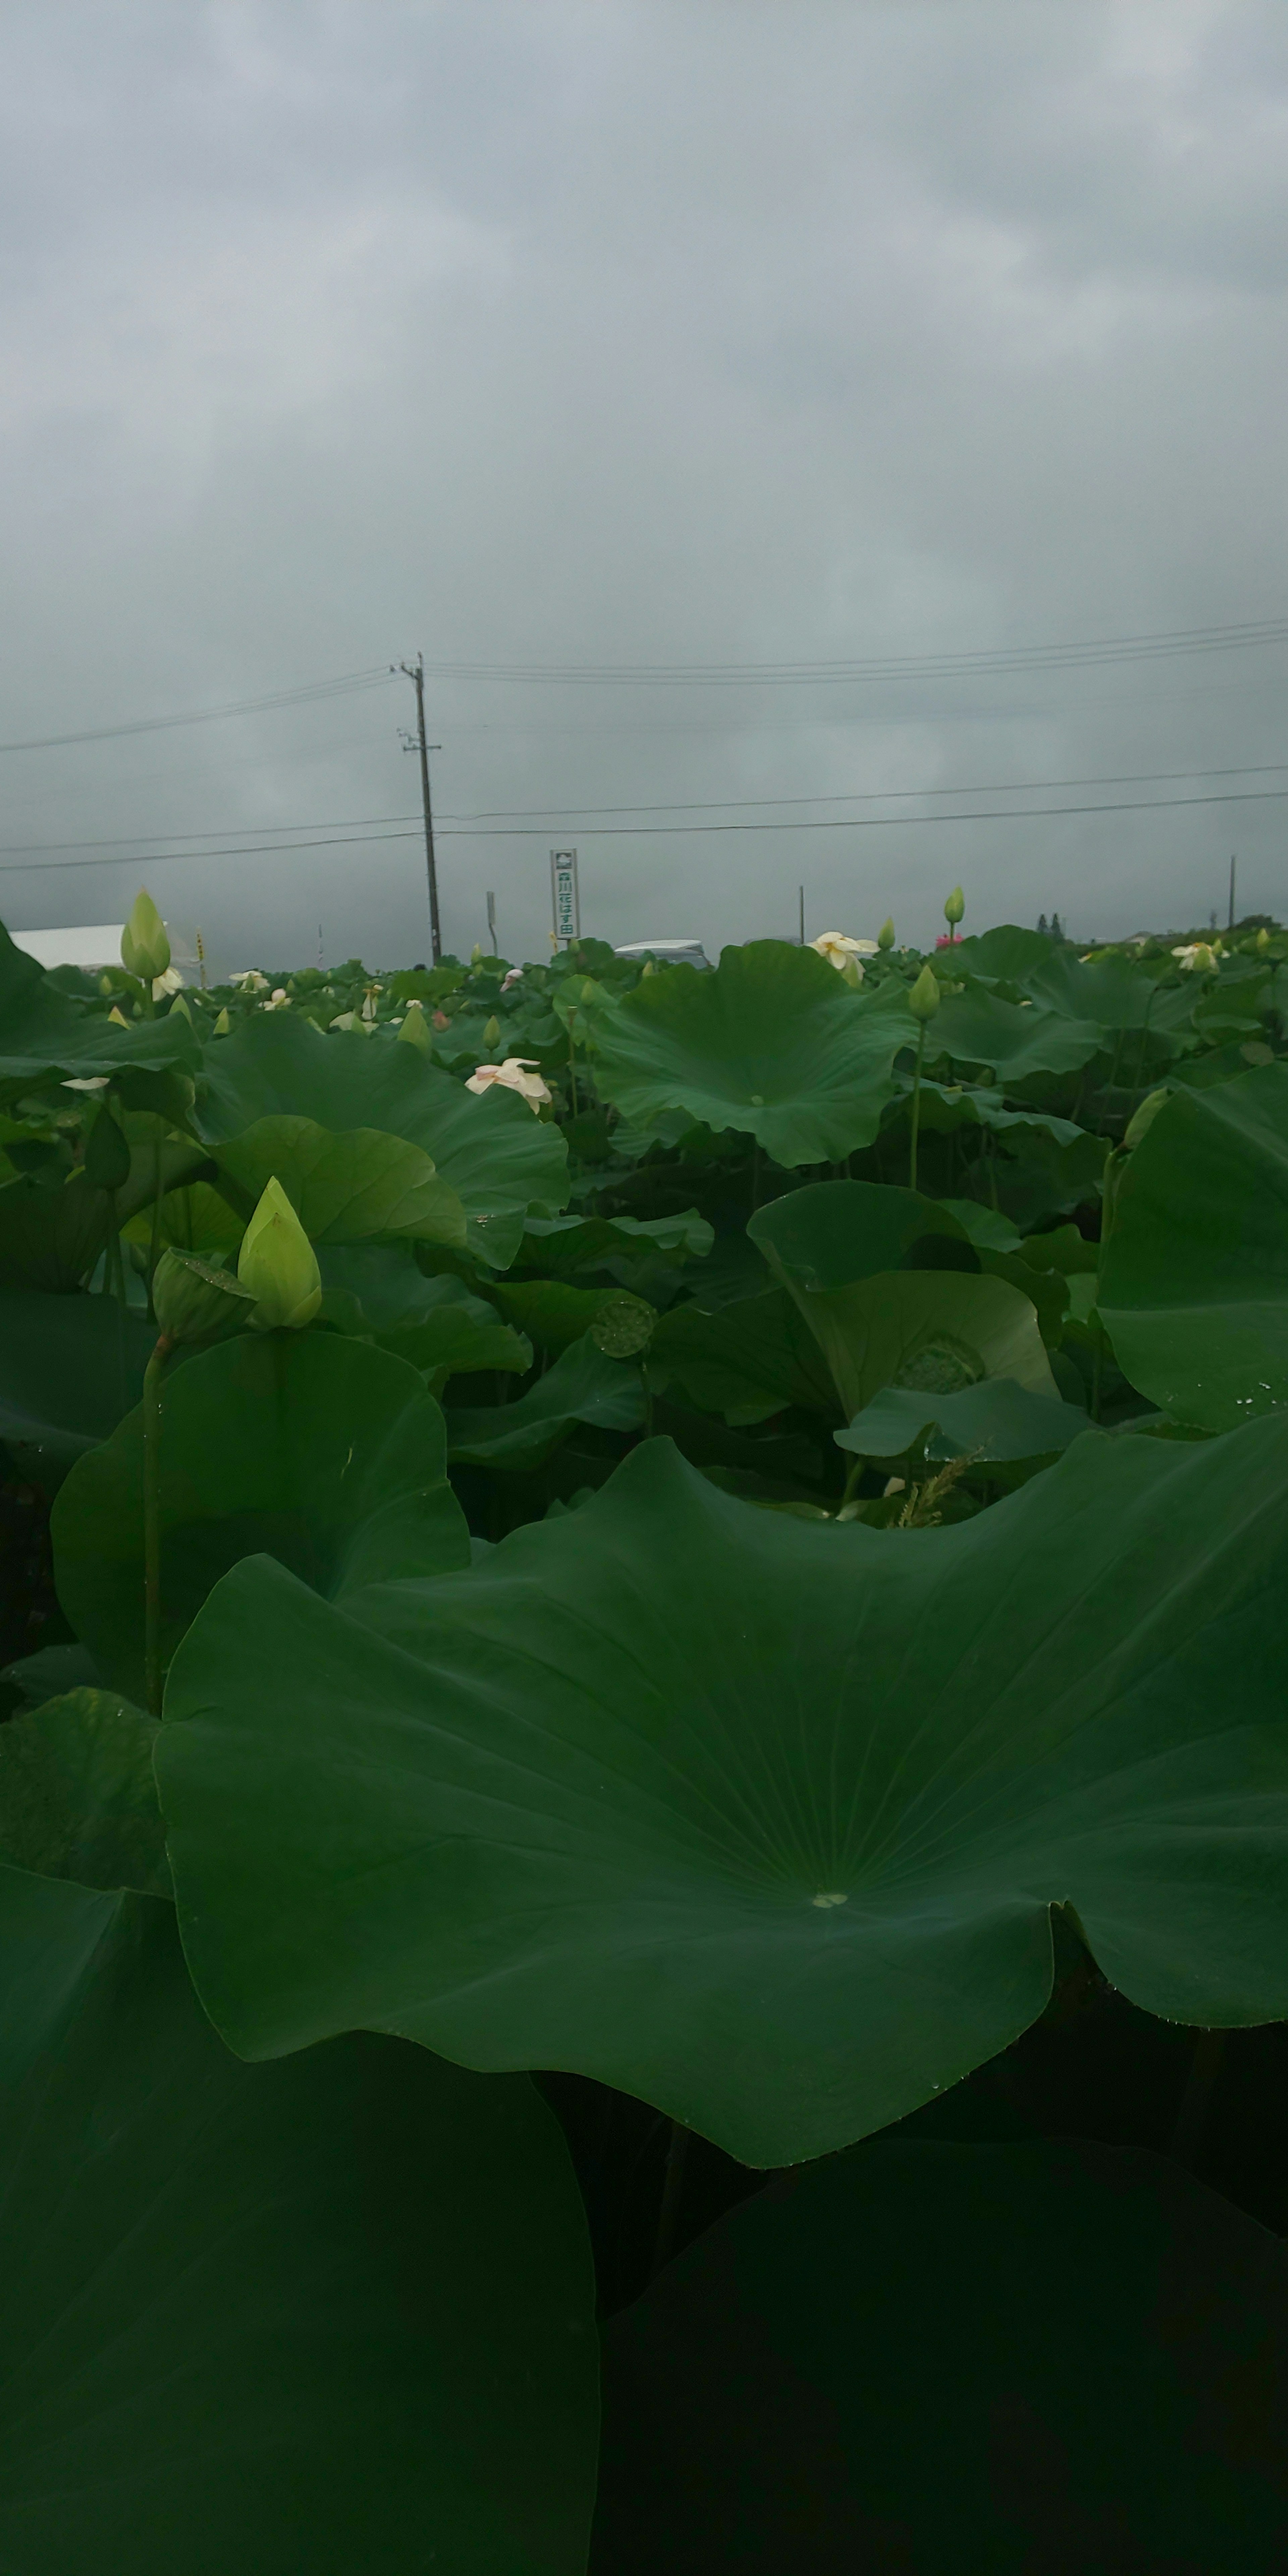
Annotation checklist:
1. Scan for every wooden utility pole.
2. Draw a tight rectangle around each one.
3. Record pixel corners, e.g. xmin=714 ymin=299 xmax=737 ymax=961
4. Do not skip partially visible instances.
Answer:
xmin=1228 ymin=853 xmax=1237 ymax=932
xmin=400 ymin=654 xmax=442 ymax=963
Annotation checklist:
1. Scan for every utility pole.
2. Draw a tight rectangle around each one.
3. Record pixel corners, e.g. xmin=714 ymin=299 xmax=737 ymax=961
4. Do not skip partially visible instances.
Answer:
xmin=399 ymin=654 xmax=442 ymax=963
xmin=1228 ymin=853 xmax=1237 ymax=932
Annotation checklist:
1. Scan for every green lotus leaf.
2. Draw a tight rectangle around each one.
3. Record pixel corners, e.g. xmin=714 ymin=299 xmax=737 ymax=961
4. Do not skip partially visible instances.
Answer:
xmin=212 ymin=1114 xmax=467 ymax=1248
xmin=0 ymin=921 xmax=200 ymax=1103
xmin=0 ymin=1170 xmax=114 ymax=1293
xmin=593 ymin=2137 xmax=1288 ymax=2572
xmin=651 ymin=1290 xmax=838 ymax=1422
xmin=519 ymin=1209 xmax=713 ymax=1274
xmin=122 ymin=1178 xmax=245 ymax=1257
xmin=930 ymin=984 xmax=1103 ymax=1079
xmin=446 ymin=1332 xmax=643 ymax=1467
xmin=0 ymin=1287 xmax=157 ymax=1489
xmin=158 ymin=1422 xmax=1288 ymax=2166
xmin=0 ymin=1867 xmax=597 ymax=2574
xmin=589 ymin=942 xmax=919 ymax=1164
xmin=194 ymin=1013 xmax=569 ymax=1267
xmin=1098 ymin=1064 xmax=1288 ymax=1430
xmin=0 ymin=1688 xmax=168 ymax=1895
xmin=837 ymin=1377 xmax=1089 ymax=1466
xmin=492 ymin=1279 xmax=628 ymax=1355
xmin=752 ymin=1224 xmax=1058 ymax=1416
xmin=953 ymin=925 xmax=1161 ymax=1027
xmin=748 ymin=1180 xmax=969 ymax=1289
xmin=52 ymin=1332 xmax=470 ymax=1700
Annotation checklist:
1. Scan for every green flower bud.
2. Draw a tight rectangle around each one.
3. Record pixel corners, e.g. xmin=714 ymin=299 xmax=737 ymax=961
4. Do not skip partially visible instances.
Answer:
xmin=397 ymin=1000 xmax=431 ymax=1051
xmin=590 ymin=1292 xmax=656 ymax=1358
xmin=1256 ymin=927 xmax=1271 ymax=955
xmin=944 ymin=886 xmax=965 ymax=927
xmin=909 ymin=963 xmax=941 ymax=1022
xmin=471 ymin=943 xmax=484 ymax=966
xmin=483 ymin=1014 xmax=501 ymax=1046
xmin=168 ymin=992 xmax=192 ymax=1022
xmin=877 ymin=918 xmax=896 ymax=950
xmin=213 ymin=1006 xmax=231 ymax=1035
xmin=120 ymin=890 xmax=171 ymax=983
xmin=83 ymin=1102 xmax=131 ymax=1193
xmin=1124 ymin=1086 xmax=1170 ymax=1151
xmin=236 ymin=1176 xmax=322 ymax=1331
xmin=153 ymin=1247 xmax=257 ymax=1344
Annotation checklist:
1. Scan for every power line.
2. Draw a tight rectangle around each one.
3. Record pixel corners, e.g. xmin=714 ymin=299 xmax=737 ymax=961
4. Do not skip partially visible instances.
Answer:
xmin=6 ymin=749 xmax=1288 ymax=860
xmin=418 ymin=614 xmax=1288 ymax=688
xmin=8 ymin=777 xmax=1288 ymax=876
xmin=0 ymin=666 xmax=398 ymax=757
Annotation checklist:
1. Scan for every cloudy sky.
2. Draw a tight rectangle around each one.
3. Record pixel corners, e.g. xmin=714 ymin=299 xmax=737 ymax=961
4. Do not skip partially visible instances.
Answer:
xmin=3 ymin=0 xmax=1288 ymax=971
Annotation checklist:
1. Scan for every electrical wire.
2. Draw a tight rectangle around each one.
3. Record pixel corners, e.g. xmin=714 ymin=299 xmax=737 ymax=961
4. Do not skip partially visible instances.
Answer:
xmin=0 ymin=666 xmax=399 ymax=757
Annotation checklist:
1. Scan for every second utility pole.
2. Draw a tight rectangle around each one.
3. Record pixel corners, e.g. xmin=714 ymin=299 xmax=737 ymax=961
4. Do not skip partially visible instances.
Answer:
xmin=400 ymin=653 xmax=442 ymax=963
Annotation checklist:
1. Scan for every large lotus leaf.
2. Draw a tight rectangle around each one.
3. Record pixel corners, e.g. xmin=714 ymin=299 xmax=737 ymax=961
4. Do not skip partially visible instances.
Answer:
xmin=212 ymin=1115 xmax=467 ymax=1248
xmin=519 ymin=1209 xmax=713 ymax=1274
xmin=52 ymin=1332 xmax=471 ymax=1700
xmin=316 ymin=1245 xmax=528 ymax=1377
xmin=193 ymin=1013 xmax=568 ymax=1267
xmin=748 ymin=1180 xmax=968 ymax=1289
xmin=493 ymin=1279 xmax=627 ymax=1355
xmin=759 ymin=1264 xmax=1058 ymax=1421
xmin=930 ymin=984 xmax=1102 ymax=1080
xmin=0 ymin=1170 xmax=113 ymax=1291
xmin=0 ymin=1288 xmax=157 ymax=1489
xmin=1098 ymin=1064 xmax=1288 ymax=1430
xmin=589 ymin=941 xmax=919 ymax=1164
xmin=446 ymin=1332 xmax=643 ymax=1466
xmin=651 ymin=1289 xmax=838 ymax=1422
xmin=953 ymin=925 xmax=1160 ymax=1028
xmin=158 ymin=1422 xmax=1288 ymax=2166
xmin=123 ymin=1178 xmax=245 ymax=1257
xmin=0 ymin=1688 xmax=169 ymax=1895
xmin=593 ymin=2137 xmax=1288 ymax=2572
xmin=0 ymin=921 xmax=200 ymax=1101
xmin=837 ymin=1378 xmax=1089 ymax=1466
xmin=0 ymin=1867 xmax=597 ymax=2574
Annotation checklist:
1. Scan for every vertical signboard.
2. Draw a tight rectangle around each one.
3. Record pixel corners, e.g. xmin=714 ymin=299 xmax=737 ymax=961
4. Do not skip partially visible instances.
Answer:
xmin=550 ymin=849 xmax=580 ymax=945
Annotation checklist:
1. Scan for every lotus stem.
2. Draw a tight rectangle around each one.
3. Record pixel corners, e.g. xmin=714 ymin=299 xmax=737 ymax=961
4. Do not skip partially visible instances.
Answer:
xmin=143 ymin=1332 xmax=174 ymax=1717
xmin=651 ymin=2118 xmax=690 ymax=2276
xmin=1131 ymin=983 xmax=1157 ymax=1091
xmin=908 ymin=1022 xmax=926 ymax=1192
xmin=146 ymin=1136 xmax=164 ymax=1316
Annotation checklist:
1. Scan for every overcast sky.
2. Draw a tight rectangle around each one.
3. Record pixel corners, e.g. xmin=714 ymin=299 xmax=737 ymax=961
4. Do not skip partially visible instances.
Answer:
xmin=3 ymin=1 xmax=1288 ymax=971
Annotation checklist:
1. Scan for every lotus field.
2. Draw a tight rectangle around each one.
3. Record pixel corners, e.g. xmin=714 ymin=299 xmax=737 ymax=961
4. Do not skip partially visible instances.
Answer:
xmin=4 ymin=889 xmax=1288 ymax=2566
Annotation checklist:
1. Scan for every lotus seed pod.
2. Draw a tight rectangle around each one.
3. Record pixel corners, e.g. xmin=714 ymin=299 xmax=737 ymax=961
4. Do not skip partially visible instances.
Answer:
xmin=944 ymin=886 xmax=965 ymax=927
xmin=877 ymin=918 xmax=896 ymax=950
xmin=909 ymin=963 xmax=942 ymax=1022
xmin=120 ymin=890 xmax=171 ymax=983
xmin=83 ymin=1103 xmax=131 ymax=1193
xmin=153 ymin=1247 xmax=257 ymax=1345
xmin=1124 ymin=1087 xmax=1170 ymax=1151
xmin=483 ymin=1014 xmax=501 ymax=1046
xmin=590 ymin=1293 xmax=656 ymax=1359
xmin=397 ymin=1000 xmax=431 ymax=1051
xmin=236 ymin=1176 xmax=322 ymax=1332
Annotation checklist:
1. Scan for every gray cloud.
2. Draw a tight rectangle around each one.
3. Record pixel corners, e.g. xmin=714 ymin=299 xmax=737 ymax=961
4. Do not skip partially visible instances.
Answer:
xmin=2 ymin=0 xmax=1287 ymax=971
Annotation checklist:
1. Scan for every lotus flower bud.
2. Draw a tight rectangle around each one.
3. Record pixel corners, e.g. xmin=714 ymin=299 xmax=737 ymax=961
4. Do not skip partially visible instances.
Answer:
xmin=236 ymin=1176 xmax=322 ymax=1332
xmin=944 ymin=886 xmax=965 ymax=927
xmin=877 ymin=918 xmax=896 ymax=950
xmin=120 ymin=891 xmax=171 ymax=983
xmin=168 ymin=992 xmax=193 ymax=1022
xmin=84 ymin=1102 xmax=131 ymax=1193
xmin=153 ymin=1247 xmax=257 ymax=1345
xmin=909 ymin=964 xmax=941 ymax=1021
xmin=107 ymin=1005 xmax=130 ymax=1027
xmin=1256 ymin=926 xmax=1271 ymax=955
xmin=1124 ymin=1086 xmax=1170 ymax=1151
xmin=213 ymin=1006 xmax=231 ymax=1035
xmin=483 ymin=1014 xmax=501 ymax=1046
xmin=397 ymin=999 xmax=431 ymax=1051
xmin=471 ymin=943 xmax=484 ymax=966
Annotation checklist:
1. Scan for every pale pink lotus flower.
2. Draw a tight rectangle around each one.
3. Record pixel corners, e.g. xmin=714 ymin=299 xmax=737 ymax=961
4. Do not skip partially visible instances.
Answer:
xmin=811 ymin=931 xmax=878 ymax=984
xmin=465 ymin=1057 xmax=552 ymax=1113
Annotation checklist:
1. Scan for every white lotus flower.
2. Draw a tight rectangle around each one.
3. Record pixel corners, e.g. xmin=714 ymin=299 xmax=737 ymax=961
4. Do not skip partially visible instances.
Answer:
xmin=465 ymin=1056 xmax=552 ymax=1112
xmin=1172 ymin=942 xmax=1218 ymax=973
xmin=151 ymin=965 xmax=186 ymax=1001
xmin=811 ymin=931 xmax=878 ymax=981
xmin=230 ymin=970 xmax=269 ymax=992
xmin=261 ymin=987 xmax=291 ymax=1009
xmin=501 ymin=965 xmax=524 ymax=991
